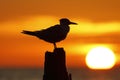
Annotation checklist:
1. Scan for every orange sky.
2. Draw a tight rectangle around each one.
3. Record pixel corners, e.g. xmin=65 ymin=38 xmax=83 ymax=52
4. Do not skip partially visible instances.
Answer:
xmin=0 ymin=0 xmax=120 ymax=68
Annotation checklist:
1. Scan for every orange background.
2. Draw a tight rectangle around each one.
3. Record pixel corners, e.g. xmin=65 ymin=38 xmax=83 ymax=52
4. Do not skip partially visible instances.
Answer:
xmin=0 ymin=0 xmax=120 ymax=68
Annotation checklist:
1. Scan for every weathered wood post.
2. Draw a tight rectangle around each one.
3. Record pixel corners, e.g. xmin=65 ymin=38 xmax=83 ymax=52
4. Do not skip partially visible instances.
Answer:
xmin=43 ymin=48 xmax=71 ymax=80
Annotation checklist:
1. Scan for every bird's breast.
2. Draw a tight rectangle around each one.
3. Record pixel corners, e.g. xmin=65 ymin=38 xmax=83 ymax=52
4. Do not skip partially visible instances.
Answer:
xmin=60 ymin=26 xmax=69 ymax=34
xmin=58 ymin=26 xmax=70 ymax=39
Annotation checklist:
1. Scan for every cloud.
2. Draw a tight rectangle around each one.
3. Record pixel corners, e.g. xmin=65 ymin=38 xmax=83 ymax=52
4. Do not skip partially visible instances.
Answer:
xmin=67 ymin=32 xmax=120 ymax=44
xmin=0 ymin=0 xmax=120 ymax=22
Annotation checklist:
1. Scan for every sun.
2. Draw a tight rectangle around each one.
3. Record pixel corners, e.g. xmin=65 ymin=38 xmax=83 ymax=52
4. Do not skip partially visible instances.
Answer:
xmin=86 ymin=46 xmax=116 ymax=70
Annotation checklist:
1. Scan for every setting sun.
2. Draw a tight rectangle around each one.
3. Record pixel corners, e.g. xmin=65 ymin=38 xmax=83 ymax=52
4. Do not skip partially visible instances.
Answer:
xmin=86 ymin=47 xmax=116 ymax=70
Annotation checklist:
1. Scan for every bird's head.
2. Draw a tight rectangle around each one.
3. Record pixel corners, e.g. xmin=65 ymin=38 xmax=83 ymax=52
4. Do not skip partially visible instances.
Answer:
xmin=60 ymin=18 xmax=77 ymax=25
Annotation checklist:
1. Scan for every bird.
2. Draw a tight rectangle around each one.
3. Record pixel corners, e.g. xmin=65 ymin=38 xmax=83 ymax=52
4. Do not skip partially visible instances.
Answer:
xmin=22 ymin=18 xmax=77 ymax=49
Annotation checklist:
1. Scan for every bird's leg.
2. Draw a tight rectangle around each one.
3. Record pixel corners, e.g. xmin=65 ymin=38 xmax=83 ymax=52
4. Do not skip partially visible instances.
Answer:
xmin=53 ymin=43 xmax=57 ymax=49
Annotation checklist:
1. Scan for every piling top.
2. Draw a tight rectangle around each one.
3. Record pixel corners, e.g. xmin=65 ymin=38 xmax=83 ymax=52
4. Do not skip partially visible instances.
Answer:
xmin=54 ymin=48 xmax=65 ymax=53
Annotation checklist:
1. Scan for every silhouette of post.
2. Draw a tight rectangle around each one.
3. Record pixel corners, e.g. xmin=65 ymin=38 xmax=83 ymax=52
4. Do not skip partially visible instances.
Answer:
xmin=43 ymin=48 xmax=71 ymax=80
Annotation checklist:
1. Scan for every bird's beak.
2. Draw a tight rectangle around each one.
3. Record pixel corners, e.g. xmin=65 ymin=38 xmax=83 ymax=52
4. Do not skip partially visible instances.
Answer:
xmin=70 ymin=22 xmax=78 ymax=25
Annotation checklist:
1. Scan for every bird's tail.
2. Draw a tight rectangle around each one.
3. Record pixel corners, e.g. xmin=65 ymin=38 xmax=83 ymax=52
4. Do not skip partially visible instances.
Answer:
xmin=21 ymin=30 xmax=35 ymax=36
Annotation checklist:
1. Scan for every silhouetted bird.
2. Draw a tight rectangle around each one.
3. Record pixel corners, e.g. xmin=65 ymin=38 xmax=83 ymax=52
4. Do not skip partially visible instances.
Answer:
xmin=22 ymin=18 xmax=77 ymax=48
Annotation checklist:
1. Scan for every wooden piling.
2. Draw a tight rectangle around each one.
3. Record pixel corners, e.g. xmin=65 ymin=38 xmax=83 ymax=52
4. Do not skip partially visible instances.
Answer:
xmin=43 ymin=48 xmax=72 ymax=80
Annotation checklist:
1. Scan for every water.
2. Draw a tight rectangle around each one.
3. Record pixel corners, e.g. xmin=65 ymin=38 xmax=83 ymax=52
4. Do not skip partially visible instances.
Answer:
xmin=0 ymin=68 xmax=120 ymax=80
xmin=0 ymin=69 xmax=43 ymax=80
xmin=68 ymin=68 xmax=120 ymax=80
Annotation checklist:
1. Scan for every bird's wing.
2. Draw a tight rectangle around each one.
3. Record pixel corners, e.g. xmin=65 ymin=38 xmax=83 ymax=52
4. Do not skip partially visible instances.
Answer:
xmin=35 ymin=25 xmax=60 ymax=34
xmin=44 ymin=25 xmax=60 ymax=33
xmin=33 ymin=25 xmax=61 ymax=39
